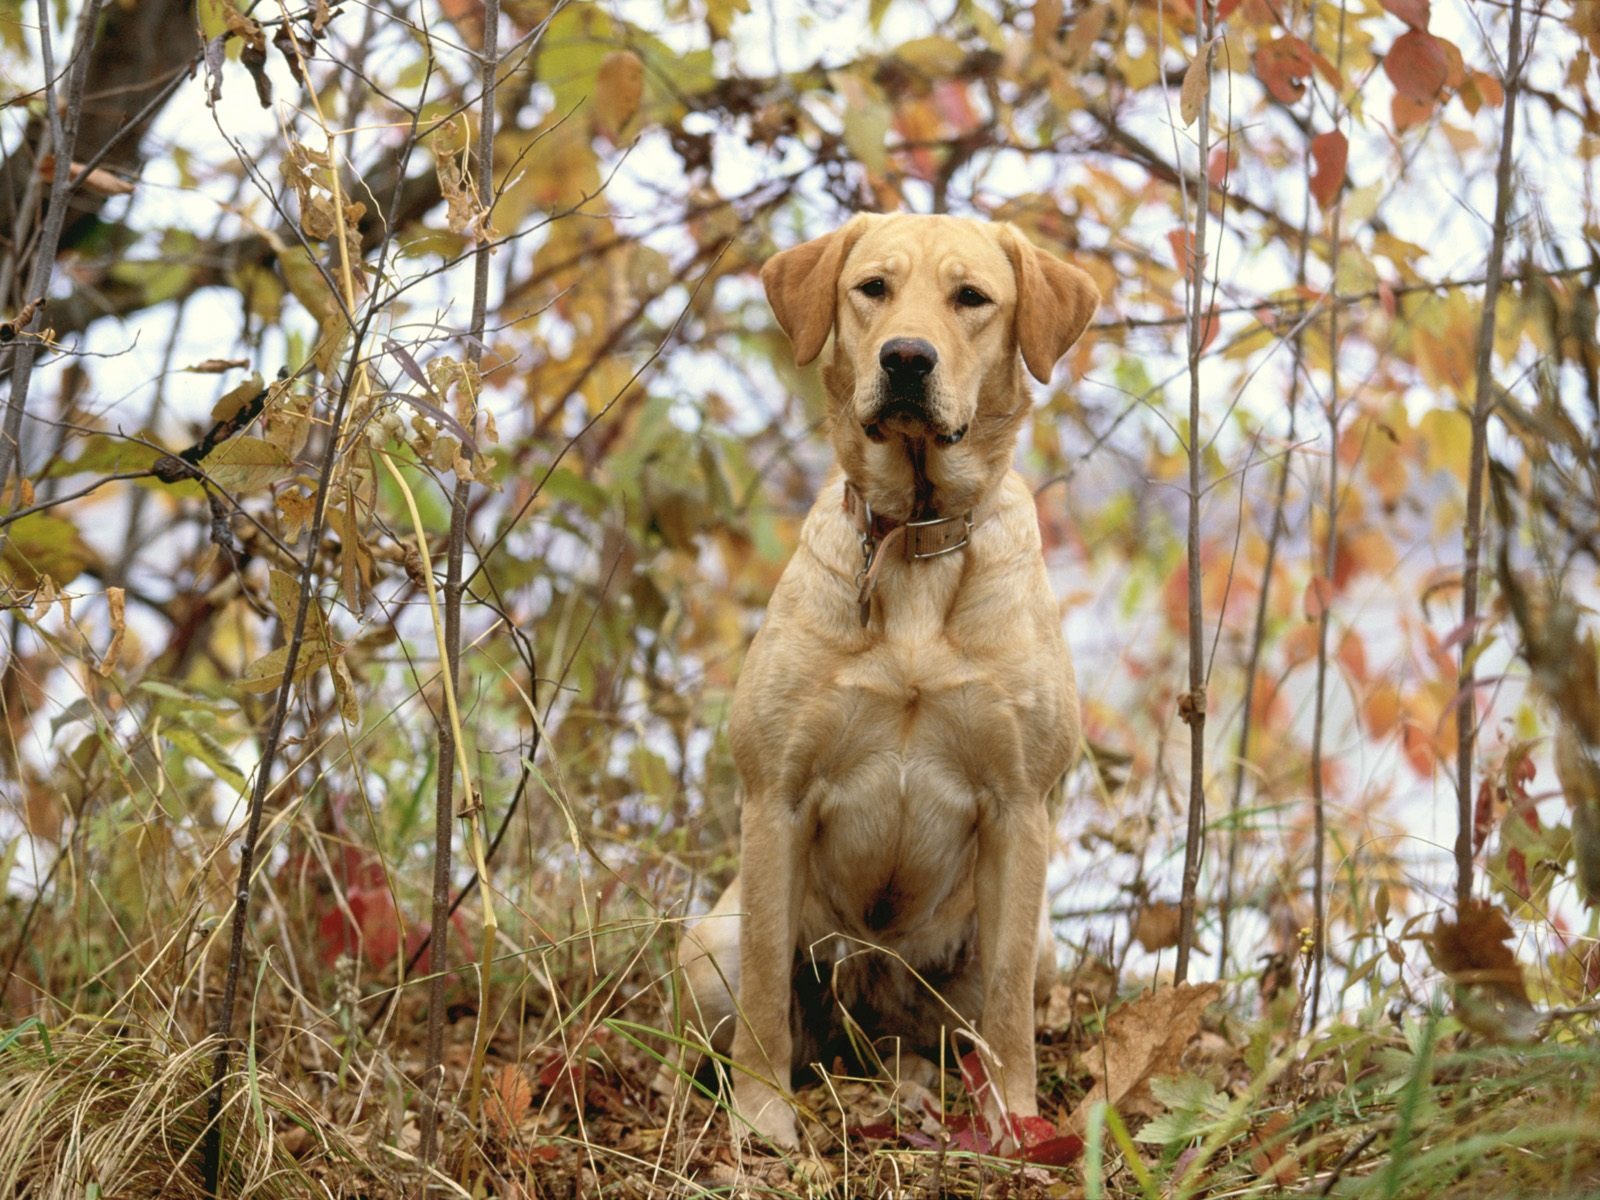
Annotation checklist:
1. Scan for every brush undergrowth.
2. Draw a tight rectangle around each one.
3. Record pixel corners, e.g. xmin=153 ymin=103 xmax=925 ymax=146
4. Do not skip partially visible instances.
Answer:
xmin=7 ymin=824 xmax=1600 ymax=1199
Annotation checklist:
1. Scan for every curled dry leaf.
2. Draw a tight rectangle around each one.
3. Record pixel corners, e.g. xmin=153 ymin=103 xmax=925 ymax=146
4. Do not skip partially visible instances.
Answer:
xmin=1068 ymin=982 xmax=1223 ymax=1134
xmin=1180 ymin=41 xmax=1211 ymax=128
xmin=184 ymin=358 xmax=251 ymax=374
xmin=96 ymin=587 xmax=126 ymax=677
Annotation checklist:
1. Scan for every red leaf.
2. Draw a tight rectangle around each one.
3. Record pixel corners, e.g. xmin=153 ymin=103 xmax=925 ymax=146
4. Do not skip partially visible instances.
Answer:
xmin=1303 ymin=576 xmax=1332 ymax=621
xmin=1385 ymin=30 xmax=1449 ymax=102
xmin=1309 ymin=130 xmax=1348 ymax=209
xmin=1168 ymin=227 xmax=1199 ymax=271
xmin=1026 ymin=1134 xmax=1086 ymax=1165
xmin=1380 ymin=0 xmax=1429 ymax=30
xmin=1207 ymin=144 xmax=1234 ymax=187
xmin=1474 ymin=775 xmax=1498 ymax=854
xmin=1254 ymin=36 xmax=1314 ymax=104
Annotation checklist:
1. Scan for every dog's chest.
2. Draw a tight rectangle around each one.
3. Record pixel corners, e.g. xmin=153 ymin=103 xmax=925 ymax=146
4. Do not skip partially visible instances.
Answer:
xmin=797 ymin=642 xmax=1010 ymax=942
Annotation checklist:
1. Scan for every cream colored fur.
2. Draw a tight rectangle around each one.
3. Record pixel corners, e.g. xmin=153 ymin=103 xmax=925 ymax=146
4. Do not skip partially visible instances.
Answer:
xmin=675 ymin=213 xmax=1099 ymax=1150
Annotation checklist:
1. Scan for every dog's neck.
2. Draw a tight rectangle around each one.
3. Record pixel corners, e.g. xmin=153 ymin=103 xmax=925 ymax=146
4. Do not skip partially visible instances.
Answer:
xmin=830 ymin=422 xmax=1020 ymax=524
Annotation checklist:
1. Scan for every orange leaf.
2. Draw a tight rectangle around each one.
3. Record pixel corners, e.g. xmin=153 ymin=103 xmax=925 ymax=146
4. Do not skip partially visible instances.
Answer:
xmin=1254 ymin=35 xmax=1314 ymax=104
xmin=1309 ymin=129 xmax=1347 ymax=209
xmin=487 ymin=1064 xmax=533 ymax=1137
xmin=1391 ymin=93 xmax=1435 ymax=131
xmin=1380 ymin=0 xmax=1429 ymax=30
xmin=1337 ymin=628 xmax=1368 ymax=684
xmin=1385 ymin=30 xmax=1449 ymax=102
xmin=1303 ymin=576 xmax=1332 ymax=621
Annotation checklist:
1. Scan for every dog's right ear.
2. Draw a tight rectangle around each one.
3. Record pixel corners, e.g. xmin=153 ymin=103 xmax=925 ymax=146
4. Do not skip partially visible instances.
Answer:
xmin=761 ymin=215 xmax=872 ymax=366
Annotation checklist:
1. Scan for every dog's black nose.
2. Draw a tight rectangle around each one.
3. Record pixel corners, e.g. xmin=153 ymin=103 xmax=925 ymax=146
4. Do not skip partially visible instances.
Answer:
xmin=879 ymin=338 xmax=938 ymax=381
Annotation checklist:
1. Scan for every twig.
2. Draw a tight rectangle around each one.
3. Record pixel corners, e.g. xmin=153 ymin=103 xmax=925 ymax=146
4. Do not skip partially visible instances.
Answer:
xmin=0 ymin=0 xmax=105 ymax=514
xmin=1455 ymin=0 xmax=1525 ymax=914
xmin=1305 ymin=0 xmax=1352 ymax=1036
xmin=1218 ymin=28 xmax=1317 ymax=972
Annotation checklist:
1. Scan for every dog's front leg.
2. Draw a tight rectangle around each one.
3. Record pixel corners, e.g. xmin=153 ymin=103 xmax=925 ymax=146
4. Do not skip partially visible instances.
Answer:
xmin=974 ymin=797 xmax=1051 ymax=1139
xmin=730 ymin=793 xmax=805 ymax=1149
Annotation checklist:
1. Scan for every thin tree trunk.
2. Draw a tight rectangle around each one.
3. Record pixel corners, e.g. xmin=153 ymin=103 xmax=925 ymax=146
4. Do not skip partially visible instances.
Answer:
xmin=1455 ymin=0 xmax=1524 ymax=914
xmin=418 ymin=0 xmax=501 ymax=1176
xmin=1175 ymin=0 xmax=1216 ymax=984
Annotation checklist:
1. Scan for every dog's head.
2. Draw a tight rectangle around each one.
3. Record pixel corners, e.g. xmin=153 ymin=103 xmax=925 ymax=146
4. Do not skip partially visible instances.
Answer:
xmin=761 ymin=213 xmax=1098 ymax=513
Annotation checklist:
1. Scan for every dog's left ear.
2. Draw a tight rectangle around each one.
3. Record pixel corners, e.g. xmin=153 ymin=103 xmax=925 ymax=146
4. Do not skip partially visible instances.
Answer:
xmin=1003 ymin=226 xmax=1100 ymax=383
xmin=761 ymin=215 xmax=872 ymax=366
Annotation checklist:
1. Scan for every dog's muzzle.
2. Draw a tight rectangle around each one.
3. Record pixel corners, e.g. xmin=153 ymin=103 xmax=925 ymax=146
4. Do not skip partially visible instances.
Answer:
xmin=864 ymin=338 xmax=967 ymax=445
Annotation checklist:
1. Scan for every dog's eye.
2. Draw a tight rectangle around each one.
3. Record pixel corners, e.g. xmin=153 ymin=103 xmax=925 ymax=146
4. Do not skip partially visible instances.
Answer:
xmin=956 ymin=286 xmax=992 ymax=308
xmin=856 ymin=278 xmax=887 ymax=298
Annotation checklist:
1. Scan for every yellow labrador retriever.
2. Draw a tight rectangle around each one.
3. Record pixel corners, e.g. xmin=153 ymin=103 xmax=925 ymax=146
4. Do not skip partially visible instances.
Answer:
xmin=676 ymin=212 xmax=1098 ymax=1149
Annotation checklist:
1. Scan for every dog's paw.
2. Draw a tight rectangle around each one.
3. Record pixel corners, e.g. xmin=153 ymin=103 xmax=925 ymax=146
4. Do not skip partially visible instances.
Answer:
xmin=732 ymin=1080 xmax=800 ymax=1150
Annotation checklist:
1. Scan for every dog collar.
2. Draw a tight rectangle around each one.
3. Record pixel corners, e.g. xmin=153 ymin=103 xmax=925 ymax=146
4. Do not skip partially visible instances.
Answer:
xmin=842 ymin=480 xmax=995 ymax=626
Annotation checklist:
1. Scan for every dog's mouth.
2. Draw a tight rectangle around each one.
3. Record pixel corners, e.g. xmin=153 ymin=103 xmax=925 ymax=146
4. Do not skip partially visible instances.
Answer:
xmin=862 ymin=397 xmax=969 ymax=447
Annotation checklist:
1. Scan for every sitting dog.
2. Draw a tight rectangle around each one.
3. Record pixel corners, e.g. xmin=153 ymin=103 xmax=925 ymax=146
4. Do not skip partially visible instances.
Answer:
xmin=675 ymin=212 xmax=1098 ymax=1149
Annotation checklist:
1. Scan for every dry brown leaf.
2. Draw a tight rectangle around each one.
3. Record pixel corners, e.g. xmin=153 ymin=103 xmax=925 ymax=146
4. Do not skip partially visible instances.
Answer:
xmin=595 ymin=51 xmax=645 ymax=141
xmin=1556 ymin=722 xmax=1600 ymax=906
xmin=97 ymin=586 xmax=126 ymax=677
xmin=185 ymin=357 xmax=251 ymax=374
xmin=1428 ymin=900 xmax=1538 ymax=1041
xmin=38 ymin=155 xmax=134 ymax=196
xmin=1179 ymin=42 xmax=1211 ymax=128
xmin=1067 ymin=982 xmax=1223 ymax=1133
xmin=1133 ymin=901 xmax=1182 ymax=951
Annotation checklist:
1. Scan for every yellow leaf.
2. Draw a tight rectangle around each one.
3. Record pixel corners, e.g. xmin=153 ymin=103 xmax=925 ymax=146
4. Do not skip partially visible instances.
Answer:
xmin=2 ymin=514 xmax=95 ymax=588
xmin=1417 ymin=408 xmax=1472 ymax=484
xmin=204 ymin=436 xmax=292 ymax=493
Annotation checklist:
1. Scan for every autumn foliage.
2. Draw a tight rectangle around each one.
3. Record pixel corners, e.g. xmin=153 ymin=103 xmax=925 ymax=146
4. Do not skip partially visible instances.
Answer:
xmin=1 ymin=0 xmax=1599 ymax=1194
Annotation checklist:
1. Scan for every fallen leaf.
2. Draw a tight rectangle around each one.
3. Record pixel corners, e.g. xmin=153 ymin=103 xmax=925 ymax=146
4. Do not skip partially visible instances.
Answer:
xmin=1068 ymin=982 xmax=1223 ymax=1133
xmin=487 ymin=1064 xmax=533 ymax=1136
